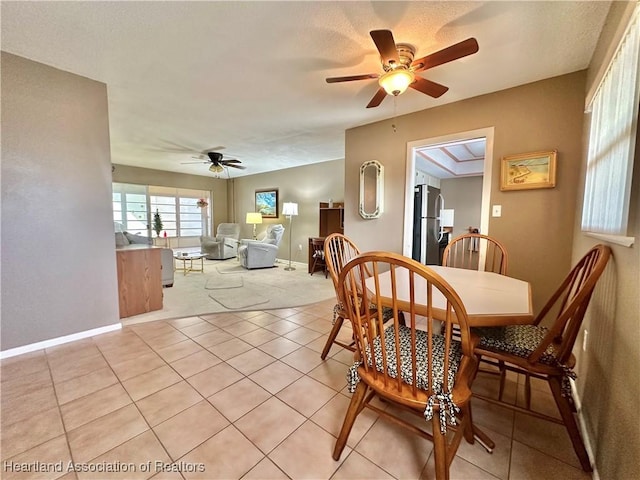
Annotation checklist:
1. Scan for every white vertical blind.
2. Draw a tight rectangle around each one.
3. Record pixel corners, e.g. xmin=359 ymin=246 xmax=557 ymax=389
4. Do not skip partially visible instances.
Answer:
xmin=581 ymin=5 xmax=639 ymax=236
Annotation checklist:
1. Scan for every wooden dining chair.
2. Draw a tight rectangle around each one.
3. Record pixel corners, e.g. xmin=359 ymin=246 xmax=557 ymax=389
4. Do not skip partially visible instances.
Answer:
xmin=320 ymin=234 xmax=361 ymax=359
xmin=473 ymin=244 xmax=611 ymax=472
xmin=332 ymin=252 xmax=494 ymax=480
xmin=309 ymin=237 xmax=328 ymax=278
xmin=320 ymin=233 xmax=401 ymax=360
xmin=442 ymin=233 xmax=508 ymax=275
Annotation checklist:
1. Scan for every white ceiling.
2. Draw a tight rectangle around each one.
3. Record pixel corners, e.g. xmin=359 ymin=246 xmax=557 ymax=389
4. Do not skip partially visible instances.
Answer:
xmin=416 ymin=138 xmax=487 ymax=179
xmin=1 ymin=1 xmax=610 ymax=178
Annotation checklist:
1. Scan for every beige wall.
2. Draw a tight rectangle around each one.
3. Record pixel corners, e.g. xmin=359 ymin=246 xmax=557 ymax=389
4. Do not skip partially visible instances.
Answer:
xmin=232 ymin=160 xmax=344 ymax=263
xmin=1 ymin=53 xmax=119 ymax=350
xmin=440 ymin=176 xmax=483 ymax=239
xmin=112 ymin=164 xmax=228 ymax=247
xmin=571 ymin=2 xmax=639 ymax=478
xmin=345 ymin=72 xmax=586 ymax=315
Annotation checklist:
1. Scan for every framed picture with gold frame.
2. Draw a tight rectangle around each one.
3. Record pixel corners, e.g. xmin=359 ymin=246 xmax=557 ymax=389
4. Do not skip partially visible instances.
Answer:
xmin=500 ymin=150 xmax=557 ymax=191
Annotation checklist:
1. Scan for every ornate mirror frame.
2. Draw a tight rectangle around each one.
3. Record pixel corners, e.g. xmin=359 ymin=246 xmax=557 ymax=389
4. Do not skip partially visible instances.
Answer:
xmin=359 ymin=160 xmax=384 ymax=219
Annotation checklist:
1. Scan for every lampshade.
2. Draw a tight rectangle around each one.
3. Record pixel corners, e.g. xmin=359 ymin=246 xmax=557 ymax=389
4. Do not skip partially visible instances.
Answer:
xmin=209 ymin=164 xmax=224 ymax=173
xmin=378 ymin=68 xmax=415 ymax=96
xmin=282 ymin=202 xmax=298 ymax=216
xmin=440 ymin=209 xmax=455 ymax=228
xmin=246 ymin=212 xmax=262 ymax=225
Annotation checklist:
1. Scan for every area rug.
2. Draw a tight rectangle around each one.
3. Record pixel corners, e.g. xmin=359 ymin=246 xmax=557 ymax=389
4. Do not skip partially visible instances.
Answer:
xmin=205 ymin=275 xmax=243 ymax=289
xmin=208 ymin=290 xmax=269 ymax=310
xmin=123 ymin=257 xmax=335 ymax=325
xmin=216 ymin=265 xmax=247 ymax=275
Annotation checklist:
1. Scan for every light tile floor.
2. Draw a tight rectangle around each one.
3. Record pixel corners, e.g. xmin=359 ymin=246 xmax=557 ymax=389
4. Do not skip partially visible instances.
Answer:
xmin=1 ymin=299 xmax=592 ymax=480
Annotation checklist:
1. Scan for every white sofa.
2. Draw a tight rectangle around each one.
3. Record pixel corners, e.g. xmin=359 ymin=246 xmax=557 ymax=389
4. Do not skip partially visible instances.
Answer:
xmin=237 ymin=224 xmax=285 ymax=269
xmin=115 ymin=232 xmax=174 ymax=287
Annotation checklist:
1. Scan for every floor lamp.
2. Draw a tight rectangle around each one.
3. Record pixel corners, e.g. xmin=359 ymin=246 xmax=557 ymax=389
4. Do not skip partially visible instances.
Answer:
xmin=282 ymin=202 xmax=298 ymax=271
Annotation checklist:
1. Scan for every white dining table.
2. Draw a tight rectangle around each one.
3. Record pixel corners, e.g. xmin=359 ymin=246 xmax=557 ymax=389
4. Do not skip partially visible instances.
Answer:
xmin=364 ymin=265 xmax=533 ymax=327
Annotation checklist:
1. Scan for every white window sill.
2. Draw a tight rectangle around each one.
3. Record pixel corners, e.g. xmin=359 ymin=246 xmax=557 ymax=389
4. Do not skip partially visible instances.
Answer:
xmin=584 ymin=232 xmax=635 ymax=247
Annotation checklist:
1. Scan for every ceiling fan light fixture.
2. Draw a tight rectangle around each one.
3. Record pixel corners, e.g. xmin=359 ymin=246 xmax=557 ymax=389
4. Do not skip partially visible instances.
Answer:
xmin=379 ymin=69 xmax=415 ymax=96
xmin=209 ymin=164 xmax=224 ymax=173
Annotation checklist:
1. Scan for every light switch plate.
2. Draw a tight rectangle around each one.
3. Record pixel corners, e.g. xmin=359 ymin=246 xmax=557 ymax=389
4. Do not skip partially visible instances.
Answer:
xmin=492 ymin=205 xmax=502 ymax=217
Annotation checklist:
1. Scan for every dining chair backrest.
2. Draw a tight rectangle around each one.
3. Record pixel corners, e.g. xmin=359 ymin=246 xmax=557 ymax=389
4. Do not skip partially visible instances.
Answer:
xmin=442 ymin=233 xmax=508 ymax=275
xmin=531 ymin=243 xmax=611 ymax=364
xmin=324 ymin=233 xmax=362 ymax=302
xmin=338 ymin=251 xmax=476 ymax=403
xmin=309 ymin=237 xmax=328 ymax=278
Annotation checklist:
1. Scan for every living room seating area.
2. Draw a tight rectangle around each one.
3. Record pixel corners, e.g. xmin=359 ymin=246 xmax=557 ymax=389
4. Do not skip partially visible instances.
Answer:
xmin=238 ymin=224 xmax=285 ymax=269
xmin=200 ymin=223 xmax=241 ymax=260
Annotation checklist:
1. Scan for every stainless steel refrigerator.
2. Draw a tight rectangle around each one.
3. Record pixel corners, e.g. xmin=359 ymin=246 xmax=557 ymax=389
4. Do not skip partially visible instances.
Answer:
xmin=412 ymin=184 xmax=444 ymax=265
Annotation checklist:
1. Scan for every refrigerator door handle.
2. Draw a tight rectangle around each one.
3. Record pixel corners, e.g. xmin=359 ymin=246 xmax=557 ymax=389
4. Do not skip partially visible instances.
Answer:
xmin=435 ymin=194 xmax=445 ymax=242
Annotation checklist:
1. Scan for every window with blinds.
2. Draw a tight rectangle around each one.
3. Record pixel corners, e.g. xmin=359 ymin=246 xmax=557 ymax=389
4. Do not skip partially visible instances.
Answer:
xmin=581 ymin=5 xmax=639 ymax=245
xmin=112 ymin=183 xmax=210 ymax=238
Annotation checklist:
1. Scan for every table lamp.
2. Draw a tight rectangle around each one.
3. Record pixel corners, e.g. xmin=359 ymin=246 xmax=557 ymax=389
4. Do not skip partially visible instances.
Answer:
xmin=246 ymin=212 xmax=262 ymax=240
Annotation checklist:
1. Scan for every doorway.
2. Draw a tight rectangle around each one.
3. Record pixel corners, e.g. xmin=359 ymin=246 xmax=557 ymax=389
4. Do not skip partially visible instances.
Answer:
xmin=402 ymin=127 xmax=494 ymax=260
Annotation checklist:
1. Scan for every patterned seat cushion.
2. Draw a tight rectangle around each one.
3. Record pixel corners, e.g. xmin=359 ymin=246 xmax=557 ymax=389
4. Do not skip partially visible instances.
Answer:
xmin=474 ymin=325 xmax=557 ymax=365
xmin=348 ymin=324 xmax=462 ymax=393
xmin=475 ymin=324 xmax=578 ymax=398
xmin=347 ymin=324 xmax=463 ymax=432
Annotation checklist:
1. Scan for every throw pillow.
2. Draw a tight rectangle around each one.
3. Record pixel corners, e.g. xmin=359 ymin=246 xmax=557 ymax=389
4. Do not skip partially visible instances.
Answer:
xmin=124 ymin=232 xmax=152 ymax=245
xmin=115 ymin=232 xmax=129 ymax=247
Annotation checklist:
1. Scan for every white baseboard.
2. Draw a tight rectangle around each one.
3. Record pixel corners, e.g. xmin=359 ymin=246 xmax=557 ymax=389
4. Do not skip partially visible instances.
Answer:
xmin=0 ymin=323 xmax=122 ymax=360
xmin=571 ymin=380 xmax=600 ymax=479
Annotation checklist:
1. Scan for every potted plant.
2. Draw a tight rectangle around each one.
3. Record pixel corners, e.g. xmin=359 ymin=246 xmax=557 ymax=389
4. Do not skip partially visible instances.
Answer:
xmin=153 ymin=209 xmax=163 ymax=237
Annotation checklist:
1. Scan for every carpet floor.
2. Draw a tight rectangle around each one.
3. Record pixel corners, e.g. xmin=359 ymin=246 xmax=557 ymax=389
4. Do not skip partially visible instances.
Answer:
xmin=123 ymin=257 xmax=335 ymax=326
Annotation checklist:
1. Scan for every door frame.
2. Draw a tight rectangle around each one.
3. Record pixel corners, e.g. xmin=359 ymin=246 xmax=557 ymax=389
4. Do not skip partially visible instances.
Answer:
xmin=402 ymin=127 xmax=495 ymax=260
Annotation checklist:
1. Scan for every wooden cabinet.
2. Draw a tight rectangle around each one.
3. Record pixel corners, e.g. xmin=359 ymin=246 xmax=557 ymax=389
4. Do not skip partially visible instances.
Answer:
xmin=116 ymin=245 xmax=163 ymax=318
xmin=308 ymin=202 xmax=345 ymax=274
xmin=319 ymin=202 xmax=344 ymax=237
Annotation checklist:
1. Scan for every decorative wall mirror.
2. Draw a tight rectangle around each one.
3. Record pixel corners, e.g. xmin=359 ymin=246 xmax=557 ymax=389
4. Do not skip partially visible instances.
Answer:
xmin=359 ymin=160 xmax=384 ymax=219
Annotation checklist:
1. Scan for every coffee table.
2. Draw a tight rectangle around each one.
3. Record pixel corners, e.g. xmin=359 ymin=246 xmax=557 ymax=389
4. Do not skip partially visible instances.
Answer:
xmin=173 ymin=252 xmax=205 ymax=276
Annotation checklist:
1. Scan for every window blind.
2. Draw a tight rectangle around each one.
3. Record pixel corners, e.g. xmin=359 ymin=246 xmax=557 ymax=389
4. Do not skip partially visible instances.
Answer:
xmin=581 ymin=5 xmax=639 ymax=236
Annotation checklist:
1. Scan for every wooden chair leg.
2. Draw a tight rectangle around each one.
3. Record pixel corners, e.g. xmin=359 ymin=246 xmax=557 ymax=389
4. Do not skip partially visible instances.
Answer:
xmin=432 ymin=413 xmax=450 ymax=480
xmin=498 ymin=360 xmax=506 ymax=401
xmin=460 ymin=403 xmax=475 ymax=444
xmin=333 ymin=381 xmax=367 ymax=461
xmin=548 ymin=377 xmax=593 ymax=472
xmin=321 ymin=315 xmax=346 ymax=360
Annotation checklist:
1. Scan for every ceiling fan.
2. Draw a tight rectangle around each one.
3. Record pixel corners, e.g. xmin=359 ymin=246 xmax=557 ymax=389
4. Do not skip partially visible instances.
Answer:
xmin=183 ymin=151 xmax=247 ymax=173
xmin=326 ymin=30 xmax=479 ymax=108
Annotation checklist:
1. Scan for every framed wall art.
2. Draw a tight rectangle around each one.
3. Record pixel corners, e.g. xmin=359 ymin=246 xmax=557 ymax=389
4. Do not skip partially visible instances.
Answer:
xmin=500 ymin=150 xmax=557 ymax=191
xmin=255 ymin=188 xmax=279 ymax=218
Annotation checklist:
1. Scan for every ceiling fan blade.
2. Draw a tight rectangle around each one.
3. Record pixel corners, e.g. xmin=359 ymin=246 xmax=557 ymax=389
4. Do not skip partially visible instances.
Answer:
xmin=181 ymin=161 xmax=208 ymax=165
xmin=201 ymin=146 xmax=226 ymax=153
xmin=222 ymin=159 xmax=241 ymax=164
xmin=366 ymin=87 xmax=387 ymax=108
xmin=410 ymin=77 xmax=449 ymax=98
xmin=226 ymin=163 xmax=247 ymax=170
xmin=411 ymin=38 xmax=479 ymax=72
xmin=370 ymin=30 xmax=399 ymax=65
xmin=326 ymin=73 xmax=380 ymax=83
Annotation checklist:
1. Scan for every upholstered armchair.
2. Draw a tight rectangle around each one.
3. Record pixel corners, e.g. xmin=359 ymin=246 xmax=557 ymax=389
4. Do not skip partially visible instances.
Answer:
xmin=200 ymin=223 xmax=241 ymax=260
xmin=238 ymin=224 xmax=285 ymax=269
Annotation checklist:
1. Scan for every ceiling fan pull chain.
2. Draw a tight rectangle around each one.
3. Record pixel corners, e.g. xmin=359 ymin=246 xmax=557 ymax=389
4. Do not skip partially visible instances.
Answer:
xmin=392 ymin=96 xmax=398 ymax=133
